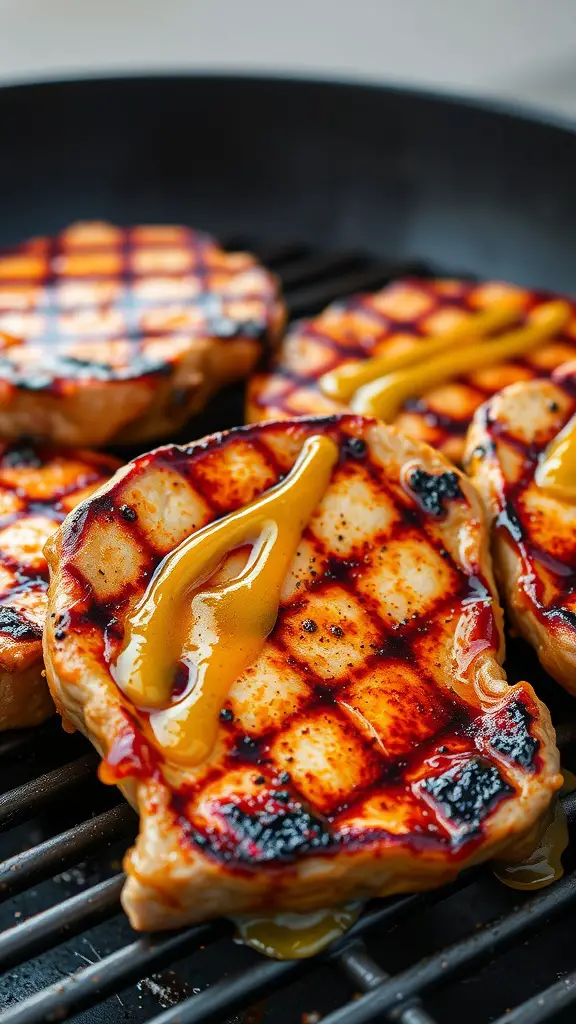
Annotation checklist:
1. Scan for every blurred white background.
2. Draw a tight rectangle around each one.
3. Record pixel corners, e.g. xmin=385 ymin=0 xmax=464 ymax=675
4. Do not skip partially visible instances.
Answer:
xmin=0 ymin=0 xmax=575 ymax=118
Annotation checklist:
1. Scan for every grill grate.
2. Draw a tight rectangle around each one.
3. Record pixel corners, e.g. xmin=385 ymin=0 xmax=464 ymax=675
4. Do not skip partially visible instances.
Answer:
xmin=1 ymin=244 xmax=576 ymax=1024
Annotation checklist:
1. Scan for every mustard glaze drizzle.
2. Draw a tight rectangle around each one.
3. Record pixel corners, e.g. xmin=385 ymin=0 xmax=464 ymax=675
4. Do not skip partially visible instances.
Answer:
xmin=535 ymin=412 xmax=576 ymax=503
xmin=319 ymin=299 xmax=524 ymax=403
xmin=112 ymin=434 xmax=338 ymax=766
xmin=350 ymin=301 xmax=571 ymax=421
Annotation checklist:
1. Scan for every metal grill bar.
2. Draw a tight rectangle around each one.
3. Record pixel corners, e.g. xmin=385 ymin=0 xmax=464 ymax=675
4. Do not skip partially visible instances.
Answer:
xmin=0 ymin=874 xmax=124 ymax=971
xmin=0 ymin=242 xmax=575 ymax=1024
xmin=0 ymin=803 xmax=134 ymax=902
xmin=336 ymin=942 xmax=438 ymax=1024
xmin=0 ymin=921 xmax=228 ymax=1024
xmin=0 ymin=753 xmax=98 ymax=831
xmin=0 ymin=891 xmax=422 ymax=1024
xmin=317 ymin=867 xmax=576 ymax=1024
xmin=492 ymin=970 xmax=576 ymax=1024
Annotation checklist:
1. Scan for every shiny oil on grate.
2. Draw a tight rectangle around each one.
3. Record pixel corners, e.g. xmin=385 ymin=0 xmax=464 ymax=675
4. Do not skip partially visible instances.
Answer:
xmin=0 ymin=245 xmax=576 ymax=1024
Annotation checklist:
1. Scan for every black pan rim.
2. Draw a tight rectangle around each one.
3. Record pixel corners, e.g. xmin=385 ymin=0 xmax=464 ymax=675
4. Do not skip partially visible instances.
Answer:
xmin=0 ymin=68 xmax=575 ymax=138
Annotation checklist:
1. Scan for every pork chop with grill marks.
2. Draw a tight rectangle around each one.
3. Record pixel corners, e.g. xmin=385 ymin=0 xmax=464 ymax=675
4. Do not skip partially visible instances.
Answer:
xmin=0 ymin=221 xmax=285 ymax=447
xmin=43 ymin=415 xmax=560 ymax=931
xmin=247 ymin=278 xmax=576 ymax=464
xmin=465 ymin=362 xmax=576 ymax=695
xmin=0 ymin=442 xmax=118 ymax=730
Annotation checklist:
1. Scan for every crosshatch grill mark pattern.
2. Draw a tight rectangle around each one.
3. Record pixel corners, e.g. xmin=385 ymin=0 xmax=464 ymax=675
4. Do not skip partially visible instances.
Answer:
xmin=248 ymin=278 xmax=576 ymax=463
xmin=0 ymin=223 xmax=283 ymax=385
xmin=0 ymin=242 xmax=575 ymax=1024
xmin=0 ymin=444 xmax=117 ymax=654
xmin=57 ymin=415 xmax=543 ymax=864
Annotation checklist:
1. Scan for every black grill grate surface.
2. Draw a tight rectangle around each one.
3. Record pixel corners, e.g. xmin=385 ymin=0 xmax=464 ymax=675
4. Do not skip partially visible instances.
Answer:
xmin=0 ymin=245 xmax=575 ymax=1024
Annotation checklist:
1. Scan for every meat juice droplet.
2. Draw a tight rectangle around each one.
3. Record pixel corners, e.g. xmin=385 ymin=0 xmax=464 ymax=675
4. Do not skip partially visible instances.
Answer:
xmin=493 ymin=768 xmax=575 ymax=890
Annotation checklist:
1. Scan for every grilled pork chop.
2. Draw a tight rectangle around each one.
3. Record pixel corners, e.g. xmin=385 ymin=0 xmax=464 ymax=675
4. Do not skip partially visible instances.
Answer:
xmin=0 ymin=222 xmax=284 ymax=447
xmin=466 ymin=362 xmax=576 ymax=694
xmin=44 ymin=415 xmax=560 ymax=931
xmin=0 ymin=443 xmax=118 ymax=730
xmin=247 ymin=278 xmax=576 ymax=464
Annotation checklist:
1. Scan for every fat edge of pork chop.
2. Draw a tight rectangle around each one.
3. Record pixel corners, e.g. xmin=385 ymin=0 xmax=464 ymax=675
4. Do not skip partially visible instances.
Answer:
xmin=465 ymin=363 xmax=576 ymax=694
xmin=43 ymin=415 xmax=561 ymax=930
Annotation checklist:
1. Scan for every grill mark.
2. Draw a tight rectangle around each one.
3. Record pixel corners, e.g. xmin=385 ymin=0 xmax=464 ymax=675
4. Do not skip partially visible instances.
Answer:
xmin=251 ymin=278 xmax=576 ymax=458
xmin=59 ymin=414 xmax=522 ymax=865
xmin=483 ymin=374 xmax=576 ymax=632
xmin=0 ymin=605 xmax=43 ymax=641
xmin=0 ymin=224 xmax=281 ymax=391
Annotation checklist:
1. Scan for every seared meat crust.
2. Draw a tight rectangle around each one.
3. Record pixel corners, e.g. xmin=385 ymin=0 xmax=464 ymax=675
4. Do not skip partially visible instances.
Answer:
xmin=247 ymin=278 xmax=576 ymax=464
xmin=0 ymin=442 xmax=118 ymax=729
xmin=0 ymin=222 xmax=285 ymax=446
xmin=44 ymin=415 xmax=560 ymax=929
xmin=466 ymin=362 xmax=576 ymax=694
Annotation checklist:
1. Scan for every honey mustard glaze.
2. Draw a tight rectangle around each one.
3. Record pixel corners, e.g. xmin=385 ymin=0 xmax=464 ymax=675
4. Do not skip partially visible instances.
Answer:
xmin=535 ymin=412 xmax=576 ymax=503
xmin=235 ymin=903 xmax=362 ymax=960
xmin=112 ymin=434 xmax=338 ymax=766
xmin=317 ymin=300 xmax=569 ymax=422
xmin=319 ymin=299 xmax=524 ymax=403
xmin=494 ymin=769 xmax=576 ymax=890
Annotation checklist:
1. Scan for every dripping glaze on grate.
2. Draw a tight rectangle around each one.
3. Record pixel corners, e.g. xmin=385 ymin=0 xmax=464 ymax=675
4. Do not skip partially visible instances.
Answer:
xmin=0 ymin=244 xmax=575 ymax=1024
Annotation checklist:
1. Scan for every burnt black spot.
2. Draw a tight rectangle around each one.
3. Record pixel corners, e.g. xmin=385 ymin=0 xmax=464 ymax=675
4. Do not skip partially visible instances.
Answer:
xmin=219 ymin=707 xmax=234 ymax=723
xmin=0 ymin=445 xmax=43 ymax=469
xmin=119 ymin=504 xmax=137 ymax=522
xmin=254 ymin=775 xmax=266 ymax=785
xmin=216 ymin=801 xmax=333 ymax=863
xmin=495 ymin=501 xmax=524 ymax=543
xmin=277 ymin=771 xmax=291 ymax=784
xmin=0 ymin=606 xmax=42 ymax=641
xmin=421 ymin=757 xmax=513 ymax=839
xmin=342 ymin=436 xmax=366 ymax=460
xmin=330 ymin=625 xmax=344 ymax=638
xmin=548 ymin=401 xmax=560 ymax=412
xmin=475 ymin=699 xmax=539 ymax=771
xmin=302 ymin=618 xmax=318 ymax=633
xmin=54 ymin=629 xmax=67 ymax=641
xmin=232 ymin=735 xmax=264 ymax=764
xmin=407 ymin=469 xmax=463 ymax=517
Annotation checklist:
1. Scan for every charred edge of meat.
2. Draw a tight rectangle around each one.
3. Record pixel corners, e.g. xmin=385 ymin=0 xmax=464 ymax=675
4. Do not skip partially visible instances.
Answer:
xmin=421 ymin=756 xmax=513 ymax=841
xmin=207 ymin=799 xmax=334 ymax=864
xmin=0 ymin=606 xmax=43 ymax=641
xmin=495 ymin=501 xmax=524 ymax=544
xmin=473 ymin=699 xmax=539 ymax=771
xmin=406 ymin=469 xmax=463 ymax=518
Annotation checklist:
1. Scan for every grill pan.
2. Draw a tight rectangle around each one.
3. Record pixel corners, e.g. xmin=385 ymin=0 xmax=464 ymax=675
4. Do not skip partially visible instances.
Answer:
xmin=0 ymin=74 xmax=576 ymax=1024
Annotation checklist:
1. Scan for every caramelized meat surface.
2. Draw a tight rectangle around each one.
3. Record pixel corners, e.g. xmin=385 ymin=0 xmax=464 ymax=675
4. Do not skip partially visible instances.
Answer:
xmin=44 ymin=416 xmax=560 ymax=930
xmin=0 ymin=222 xmax=285 ymax=446
xmin=0 ymin=442 xmax=118 ymax=729
xmin=466 ymin=362 xmax=576 ymax=694
xmin=247 ymin=278 xmax=576 ymax=464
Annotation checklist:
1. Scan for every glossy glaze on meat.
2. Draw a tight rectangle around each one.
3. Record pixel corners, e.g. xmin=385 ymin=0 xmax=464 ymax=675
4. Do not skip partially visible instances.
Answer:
xmin=0 ymin=222 xmax=285 ymax=446
xmin=247 ymin=278 xmax=576 ymax=463
xmin=466 ymin=362 xmax=576 ymax=694
xmin=43 ymin=415 xmax=560 ymax=930
xmin=0 ymin=442 xmax=118 ymax=729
